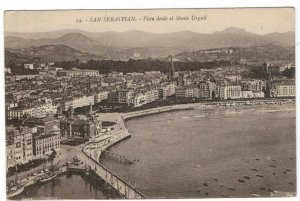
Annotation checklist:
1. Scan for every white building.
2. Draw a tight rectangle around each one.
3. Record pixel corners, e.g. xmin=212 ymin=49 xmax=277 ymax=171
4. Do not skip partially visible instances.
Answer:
xmin=241 ymin=91 xmax=265 ymax=99
xmin=63 ymin=95 xmax=95 ymax=111
xmin=219 ymin=85 xmax=241 ymax=100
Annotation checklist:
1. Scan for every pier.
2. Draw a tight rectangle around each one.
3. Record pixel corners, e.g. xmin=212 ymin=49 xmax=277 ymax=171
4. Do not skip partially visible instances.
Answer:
xmin=76 ymin=150 xmax=146 ymax=199
xmin=102 ymin=150 xmax=134 ymax=164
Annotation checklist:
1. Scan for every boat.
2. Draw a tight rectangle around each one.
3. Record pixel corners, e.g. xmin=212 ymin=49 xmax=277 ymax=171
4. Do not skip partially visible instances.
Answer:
xmin=7 ymin=184 xmax=25 ymax=199
xmin=7 ymin=162 xmax=26 ymax=198
xmin=38 ymin=171 xmax=57 ymax=183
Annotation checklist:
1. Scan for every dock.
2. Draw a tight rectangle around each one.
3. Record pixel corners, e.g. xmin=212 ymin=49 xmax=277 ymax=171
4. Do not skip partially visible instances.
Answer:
xmin=102 ymin=150 xmax=134 ymax=164
xmin=76 ymin=150 xmax=146 ymax=199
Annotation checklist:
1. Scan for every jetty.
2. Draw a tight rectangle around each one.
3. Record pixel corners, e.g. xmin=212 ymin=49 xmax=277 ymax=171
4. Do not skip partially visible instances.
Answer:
xmin=77 ymin=149 xmax=146 ymax=199
xmin=102 ymin=150 xmax=134 ymax=164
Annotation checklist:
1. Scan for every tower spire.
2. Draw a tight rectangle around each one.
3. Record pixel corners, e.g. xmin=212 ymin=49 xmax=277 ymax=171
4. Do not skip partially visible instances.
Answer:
xmin=168 ymin=56 xmax=175 ymax=80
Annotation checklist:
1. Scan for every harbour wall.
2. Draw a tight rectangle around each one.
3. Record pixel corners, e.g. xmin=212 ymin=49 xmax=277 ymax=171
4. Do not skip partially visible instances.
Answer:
xmin=122 ymin=105 xmax=194 ymax=121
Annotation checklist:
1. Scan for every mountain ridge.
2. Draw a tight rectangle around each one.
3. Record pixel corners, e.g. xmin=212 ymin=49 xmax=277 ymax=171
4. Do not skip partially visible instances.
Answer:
xmin=5 ymin=27 xmax=295 ymax=61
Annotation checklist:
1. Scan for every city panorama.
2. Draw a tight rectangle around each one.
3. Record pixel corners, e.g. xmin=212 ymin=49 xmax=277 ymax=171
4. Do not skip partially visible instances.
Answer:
xmin=4 ymin=8 xmax=296 ymax=200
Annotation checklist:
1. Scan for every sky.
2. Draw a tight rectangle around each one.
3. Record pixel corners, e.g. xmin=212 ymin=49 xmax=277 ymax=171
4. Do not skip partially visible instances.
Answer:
xmin=4 ymin=8 xmax=295 ymax=35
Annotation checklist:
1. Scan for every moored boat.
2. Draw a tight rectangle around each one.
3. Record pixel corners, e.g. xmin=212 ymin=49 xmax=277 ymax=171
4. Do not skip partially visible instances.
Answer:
xmin=7 ymin=184 xmax=25 ymax=199
xmin=38 ymin=171 xmax=58 ymax=183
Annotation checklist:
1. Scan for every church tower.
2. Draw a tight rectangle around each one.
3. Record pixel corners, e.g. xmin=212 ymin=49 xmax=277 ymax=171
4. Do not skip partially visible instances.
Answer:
xmin=168 ymin=56 xmax=175 ymax=80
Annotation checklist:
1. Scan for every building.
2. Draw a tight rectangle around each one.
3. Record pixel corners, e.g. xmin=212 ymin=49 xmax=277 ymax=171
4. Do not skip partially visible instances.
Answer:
xmin=57 ymin=68 xmax=99 ymax=77
xmin=175 ymin=87 xmax=194 ymax=98
xmin=177 ymin=72 xmax=185 ymax=87
xmin=129 ymin=93 xmax=147 ymax=107
xmin=24 ymin=116 xmax=59 ymax=134
xmin=94 ymin=91 xmax=109 ymax=103
xmin=62 ymin=95 xmax=95 ymax=111
xmin=269 ymin=79 xmax=295 ymax=97
xmin=107 ymin=91 xmax=118 ymax=104
xmin=6 ymin=126 xmax=36 ymax=167
xmin=159 ymin=84 xmax=175 ymax=99
xmin=118 ymin=89 xmax=134 ymax=105
xmin=270 ymin=84 xmax=295 ymax=97
xmin=6 ymin=144 xmax=14 ymax=170
xmin=267 ymin=66 xmax=281 ymax=74
xmin=241 ymin=79 xmax=266 ymax=92
xmin=7 ymin=99 xmax=58 ymax=120
xmin=60 ymin=117 xmax=102 ymax=139
xmin=33 ymin=126 xmax=61 ymax=159
xmin=198 ymin=81 xmax=217 ymax=99
xmin=241 ymin=91 xmax=265 ymax=99
xmin=145 ymin=89 xmax=159 ymax=103
xmin=107 ymin=90 xmax=134 ymax=105
xmin=218 ymin=85 xmax=241 ymax=100
xmin=7 ymin=108 xmax=33 ymax=120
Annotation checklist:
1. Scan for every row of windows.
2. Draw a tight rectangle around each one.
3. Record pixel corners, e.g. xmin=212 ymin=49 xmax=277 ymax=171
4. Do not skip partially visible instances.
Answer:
xmin=36 ymin=145 xmax=60 ymax=155
xmin=36 ymin=141 xmax=60 ymax=151
xmin=36 ymin=136 xmax=59 ymax=144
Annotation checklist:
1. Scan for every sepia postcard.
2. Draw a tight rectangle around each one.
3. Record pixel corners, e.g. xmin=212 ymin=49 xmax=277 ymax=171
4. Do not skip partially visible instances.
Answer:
xmin=4 ymin=8 xmax=296 ymax=200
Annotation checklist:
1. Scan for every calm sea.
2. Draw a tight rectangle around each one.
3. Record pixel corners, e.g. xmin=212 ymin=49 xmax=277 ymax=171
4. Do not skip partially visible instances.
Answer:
xmin=17 ymin=104 xmax=296 ymax=199
xmin=100 ymin=104 xmax=296 ymax=198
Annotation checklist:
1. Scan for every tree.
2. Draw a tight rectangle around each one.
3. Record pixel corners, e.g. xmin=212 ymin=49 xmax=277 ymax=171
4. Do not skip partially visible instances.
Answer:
xmin=282 ymin=67 xmax=295 ymax=78
xmin=48 ymin=148 xmax=57 ymax=169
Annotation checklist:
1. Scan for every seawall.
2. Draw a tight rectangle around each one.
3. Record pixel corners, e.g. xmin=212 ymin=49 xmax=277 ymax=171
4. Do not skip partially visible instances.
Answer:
xmin=122 ymin=105 xmax=194 ymax=121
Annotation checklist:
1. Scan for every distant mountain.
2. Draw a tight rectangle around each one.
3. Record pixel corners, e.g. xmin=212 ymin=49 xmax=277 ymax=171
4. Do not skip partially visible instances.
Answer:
xmin=175 ymin=45 xmax=295 ymax=63
xmin=5 ymin=44 xmax=103 ymax=64
xmin=5 ymin=27 xmax=295 ymax=61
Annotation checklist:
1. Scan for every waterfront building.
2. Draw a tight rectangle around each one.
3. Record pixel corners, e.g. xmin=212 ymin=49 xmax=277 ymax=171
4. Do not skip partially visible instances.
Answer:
xmin=6 ymin=126 xmax=36 ymax=166
xmin=129 ymin=93 xmax=147 ymax=107
xmin=6 ymin=144 xmax=14 ymax=170
xmin=159 ymin=84 xmax=175 ymax=99
xmin=118 ymin=89 xmax=134 ymax=105
xmin=107 ymin=91 xmax=119 ymax=104
xmin=175 ymin=87 xmax=194 ymax=98
xmin=270 ymin=83 xmax=295 ymax=97
xmin=198 ymin=81 xmax=217 ymax=99
xmin=218 ymin=85 xmax=241 ymax=100
xmin=60 ymin=117 xmax=102 ymax=139
xmin=241 ymin=91 xmax=265 ymax=99
xmin=33 ymin=127 xmax=61 ymax=159
xmin=107 ymin=89 xmax=134 ymax=105
xmin=145 ymin=89 xmax=159 ymax=103
xmin=57 ymin=68 xmax=99 ymax=77
xmin=241 ymin=79 xmax=266 ymax=92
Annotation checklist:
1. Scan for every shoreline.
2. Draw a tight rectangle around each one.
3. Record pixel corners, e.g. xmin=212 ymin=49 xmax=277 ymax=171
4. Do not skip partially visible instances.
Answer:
xmin=12 ymin=98 xmax=295 ymax=199
xmin=120 ymin=98 xmax=295 ymax=122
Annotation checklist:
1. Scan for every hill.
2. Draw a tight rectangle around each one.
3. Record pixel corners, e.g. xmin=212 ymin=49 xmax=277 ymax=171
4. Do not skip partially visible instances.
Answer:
xmin=5 ymin=44 xmax=103 ymax=64
xmin=5 ymin=27 xmax=295 ymax=60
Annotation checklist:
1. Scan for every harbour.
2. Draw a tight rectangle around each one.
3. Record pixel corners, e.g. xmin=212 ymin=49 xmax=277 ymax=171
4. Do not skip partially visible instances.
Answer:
xmin=100 ymin=104 xmax=296 ymax=198
xmin=9 ymin=101 xmax=296 ymax=199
